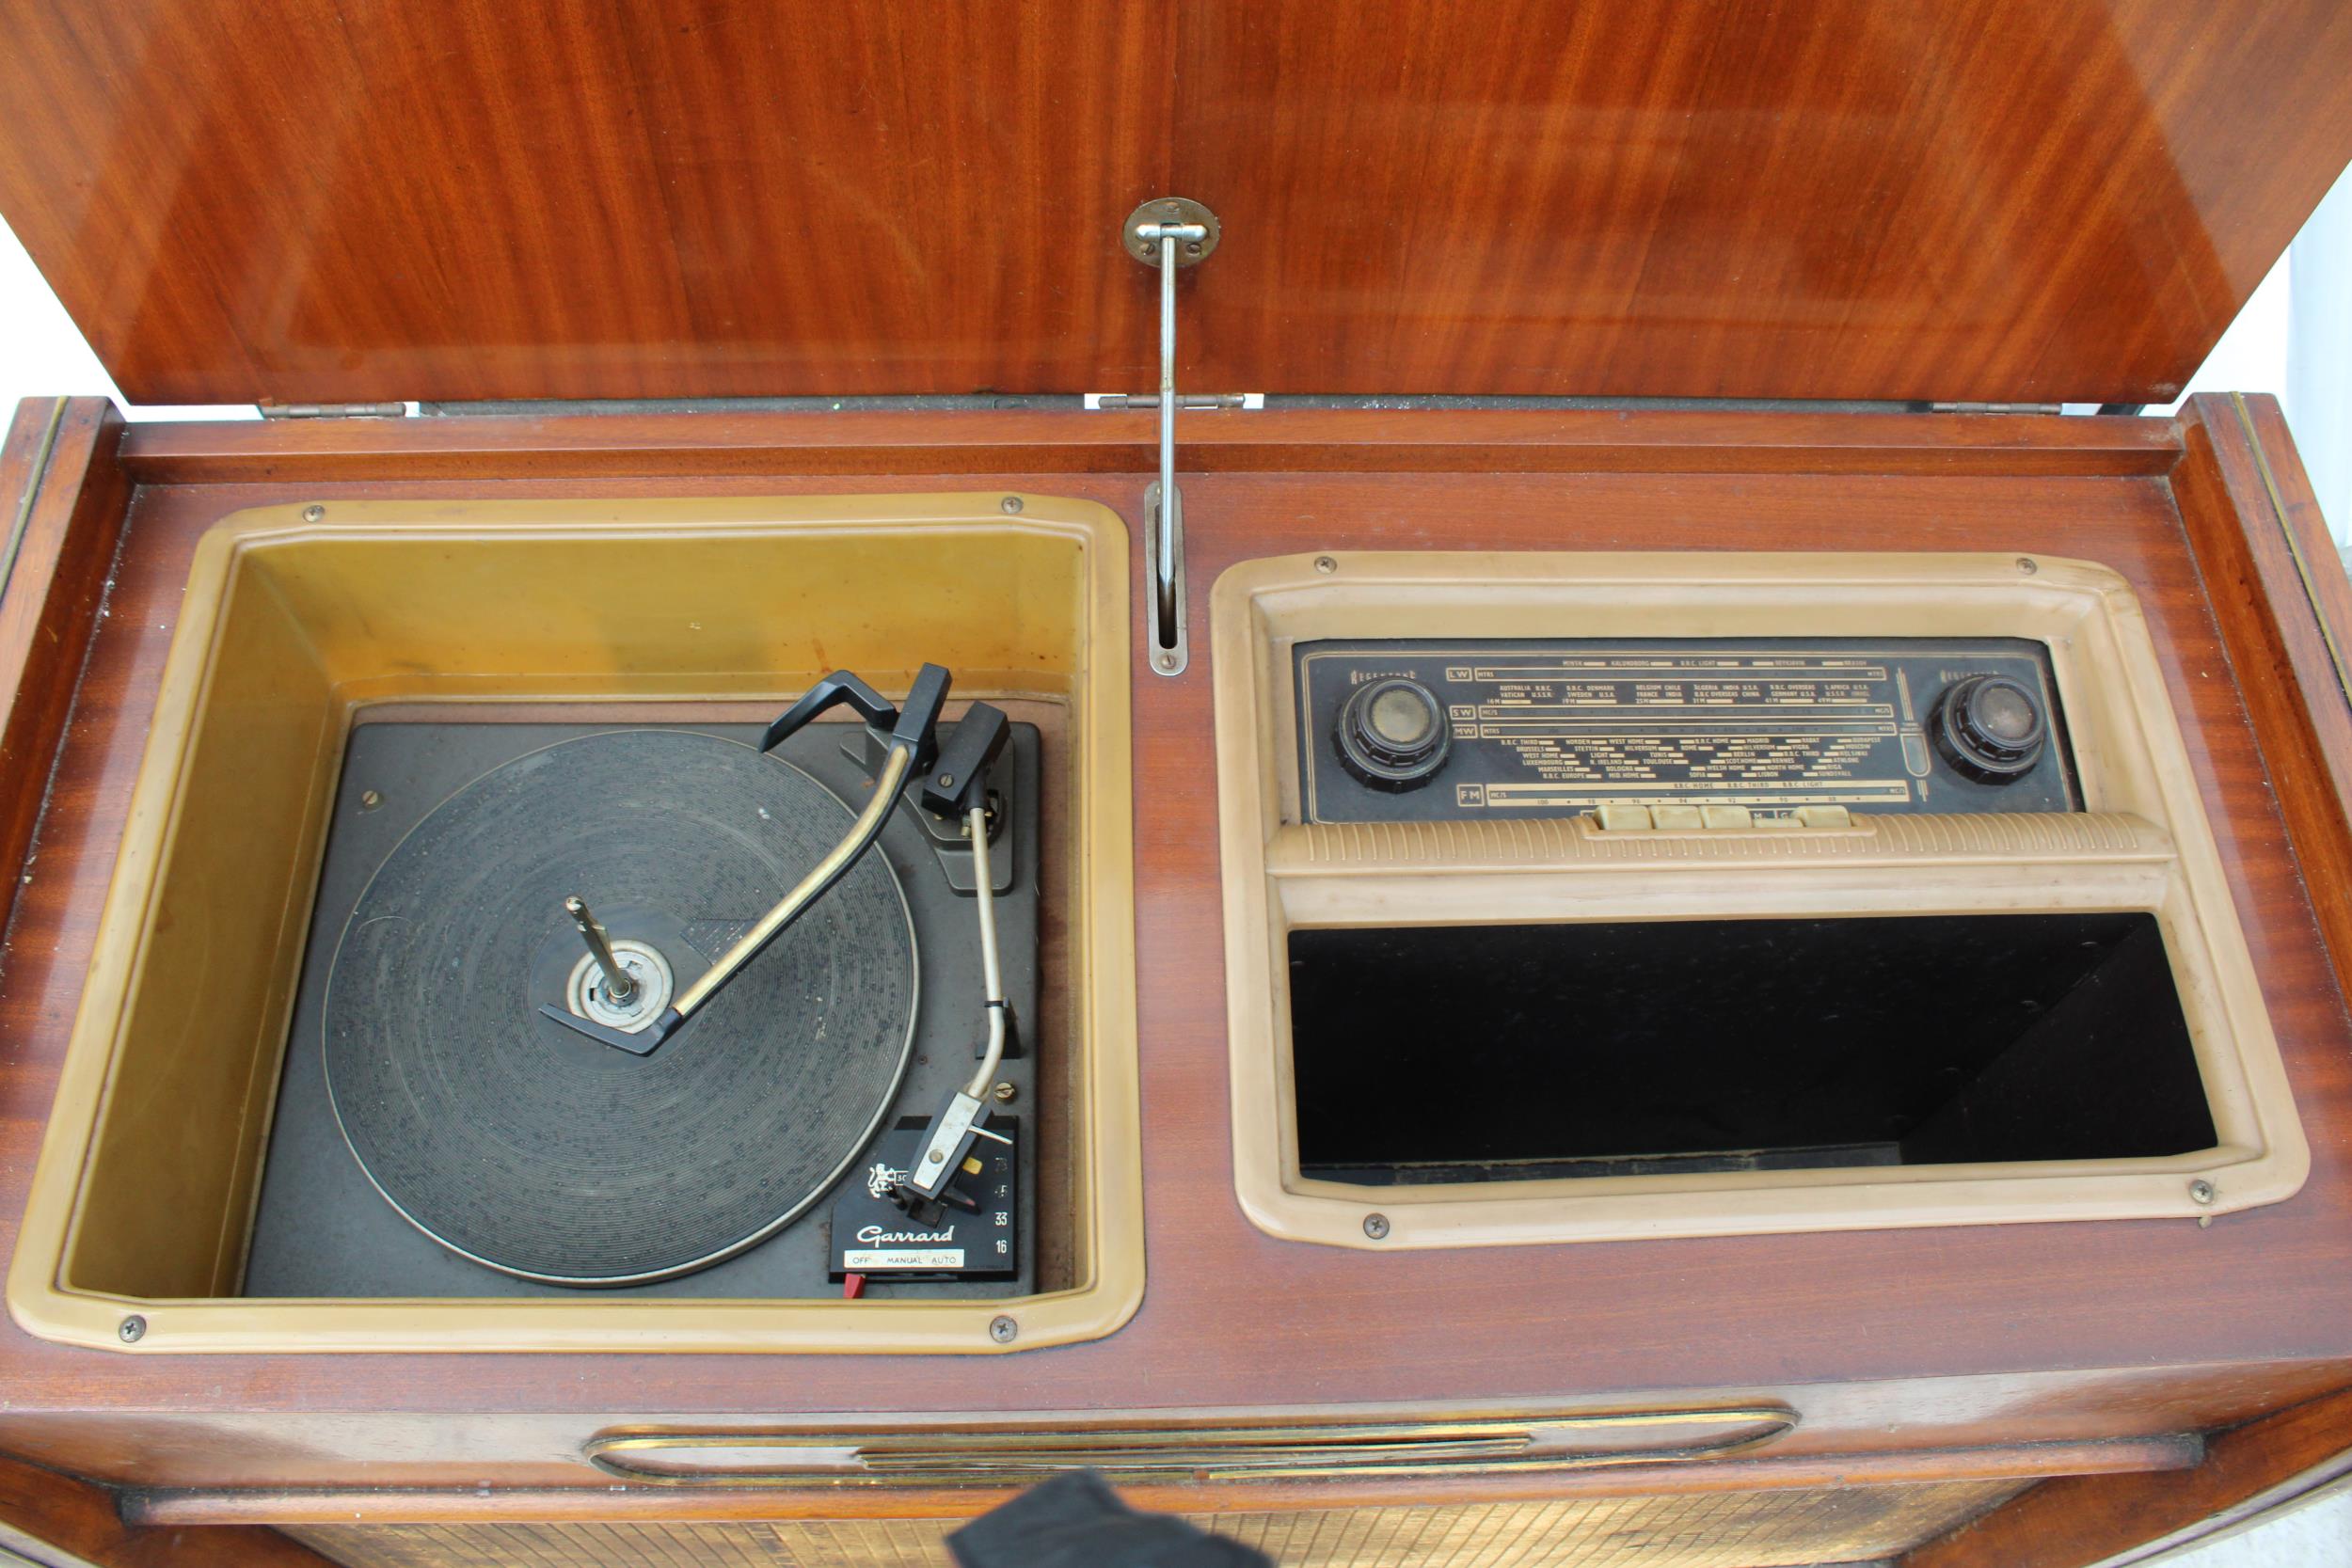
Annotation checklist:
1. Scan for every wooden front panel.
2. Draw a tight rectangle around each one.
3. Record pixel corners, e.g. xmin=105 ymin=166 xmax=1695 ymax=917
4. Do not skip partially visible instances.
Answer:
xmin=285 ymin=1481 xmax=2028 ymax=1568
xmin=3 ymin=5 xmax=2351 ymax=405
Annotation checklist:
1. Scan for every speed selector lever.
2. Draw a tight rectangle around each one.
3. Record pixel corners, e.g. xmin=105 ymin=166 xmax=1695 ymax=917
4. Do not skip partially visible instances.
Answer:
xmin=539 ymin=665 xmax=950 ymax=1054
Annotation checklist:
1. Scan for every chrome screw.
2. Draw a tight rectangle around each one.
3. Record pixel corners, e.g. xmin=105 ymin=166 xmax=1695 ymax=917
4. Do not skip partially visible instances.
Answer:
xmin=1314 ymin=556 xmax=1338 ymax=574
xmin=1362 ymin=1213 xmax=1391 ymax=1240
xmin=2016 ymin=557 xmax=2038 ymax=575
xmin=119 ymin=1315 xmax=146 ymax=1343
xmin=2189 ymin=1179 xmax=2216 ymax=1205
xmin=302 ymin=504 xmax=326 ymax=523
xmin=990 ymin=1315 xmax=1019 ymax=1344
xmin=1001 ymin=496 xmax=1025 ymax=515
xmin=359 ymin=789 xmax=383 ymax=811
xmin=1155 ymin=652 xmax=1178 ymax=673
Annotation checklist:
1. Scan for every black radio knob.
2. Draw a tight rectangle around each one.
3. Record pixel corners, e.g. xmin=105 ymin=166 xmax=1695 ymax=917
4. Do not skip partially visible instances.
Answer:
xmin=1932 ymin=674 xmax=2046 ymax=782
xmin=1336 ymin=678 xmax=1451 ymax=790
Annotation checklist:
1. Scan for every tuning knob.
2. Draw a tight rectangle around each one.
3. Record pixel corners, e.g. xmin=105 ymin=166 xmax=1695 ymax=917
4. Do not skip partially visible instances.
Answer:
xmin=1932 ymin=674 xmax=2046 ymax=782
xmin=1336 ymin=678 xmax=1451 ymax=790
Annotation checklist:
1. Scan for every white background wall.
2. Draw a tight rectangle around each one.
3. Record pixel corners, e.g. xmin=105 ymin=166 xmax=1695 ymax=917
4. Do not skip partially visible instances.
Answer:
xmin=0 ymin=221 xmax=257 ymax=425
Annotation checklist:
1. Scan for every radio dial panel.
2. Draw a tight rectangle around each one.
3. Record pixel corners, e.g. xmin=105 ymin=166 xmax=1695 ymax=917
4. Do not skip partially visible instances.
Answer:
xmin=1297 ymin=638 xmax=2077 ymax=824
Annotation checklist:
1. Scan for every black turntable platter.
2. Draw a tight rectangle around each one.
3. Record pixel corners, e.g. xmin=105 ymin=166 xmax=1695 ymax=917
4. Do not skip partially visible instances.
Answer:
xmin=322 ymin=729 xmax=916 ymax=1286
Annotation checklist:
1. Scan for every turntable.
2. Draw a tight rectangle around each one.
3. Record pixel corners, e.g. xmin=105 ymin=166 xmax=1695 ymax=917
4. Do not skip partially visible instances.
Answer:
xmin=250 ymin=666 xmax=1039 ymax=1296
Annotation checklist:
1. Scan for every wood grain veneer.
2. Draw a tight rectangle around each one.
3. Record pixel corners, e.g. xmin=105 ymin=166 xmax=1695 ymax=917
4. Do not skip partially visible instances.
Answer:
xmin=121 ymin=1435 xmax=2201 ymax=1528
xmin=105 ymin=408 xmax=2186 ymax=485
xmin=2172 ymin=395 xmax=2352 ymax=999
xmin=0 ymin=400 xmax=127 ymax=950
xmin=1906 ymin=1385 xmax=2352 ymax=1567
xmin=1 ymin=5 xmax=2349 ymax=406
xmin=0 ymin=1447 xmax=328 ymax=1568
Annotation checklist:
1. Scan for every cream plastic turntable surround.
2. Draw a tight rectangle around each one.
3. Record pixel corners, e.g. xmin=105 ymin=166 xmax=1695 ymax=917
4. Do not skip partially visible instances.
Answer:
xmin=7 ymin=494 xmax=1143 ymax=1354
xmin=1210 ymin=552 xmax=2307 ymax=1250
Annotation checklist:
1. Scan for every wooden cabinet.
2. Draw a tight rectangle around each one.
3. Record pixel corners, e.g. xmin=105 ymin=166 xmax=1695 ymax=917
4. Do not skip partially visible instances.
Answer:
xmin=3 ymin=3 xmax=2352 ymax=1564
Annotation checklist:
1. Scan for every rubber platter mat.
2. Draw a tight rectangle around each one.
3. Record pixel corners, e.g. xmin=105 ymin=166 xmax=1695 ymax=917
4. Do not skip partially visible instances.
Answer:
xmin=323 ymin=730 xmax=915 ymax=1285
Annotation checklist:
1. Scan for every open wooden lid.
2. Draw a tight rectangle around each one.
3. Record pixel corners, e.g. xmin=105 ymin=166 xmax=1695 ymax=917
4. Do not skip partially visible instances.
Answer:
xmin=3 ymin=3 xmax=2349 ymax=409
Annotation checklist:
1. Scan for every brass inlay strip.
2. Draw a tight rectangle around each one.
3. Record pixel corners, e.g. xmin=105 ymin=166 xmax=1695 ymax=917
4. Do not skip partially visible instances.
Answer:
xmin=2230 ymin=390 xmax=2352 ymax=712
xmin=0 ymin=397 xmax=68 ymax=612
xmin=583 ymin=1406 xmax=1798 ymax=1486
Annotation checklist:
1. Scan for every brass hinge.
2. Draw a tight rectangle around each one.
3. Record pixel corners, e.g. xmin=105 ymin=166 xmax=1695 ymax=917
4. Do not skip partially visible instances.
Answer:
xmin=257 ymin=400 xmax=410 ymax=420
xmin=1084 ymin=393 xmax=1263 ymax=411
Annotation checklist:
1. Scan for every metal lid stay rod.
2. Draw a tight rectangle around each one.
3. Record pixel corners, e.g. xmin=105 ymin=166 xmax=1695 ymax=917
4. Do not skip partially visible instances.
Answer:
xmin=1120 ymin=197 xmax=1222 ymax=677
xmin=1152 ymin=216 xmax=1201 ymax=671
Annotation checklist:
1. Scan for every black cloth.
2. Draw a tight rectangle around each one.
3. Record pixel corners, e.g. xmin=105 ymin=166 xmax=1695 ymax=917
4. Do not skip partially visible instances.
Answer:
xmin=947 ymin=1469 xmax=1274 ymax=1568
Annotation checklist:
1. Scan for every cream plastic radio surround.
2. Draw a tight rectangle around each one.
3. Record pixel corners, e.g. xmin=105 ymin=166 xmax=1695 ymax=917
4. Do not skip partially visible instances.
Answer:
xmin=1209 ymin=552 xmax=2306 ymax=1249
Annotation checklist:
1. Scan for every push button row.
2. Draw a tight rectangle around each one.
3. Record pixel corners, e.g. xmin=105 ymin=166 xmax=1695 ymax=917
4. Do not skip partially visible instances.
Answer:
xmin=1592 ymin=803 xmax=1854 ymax=832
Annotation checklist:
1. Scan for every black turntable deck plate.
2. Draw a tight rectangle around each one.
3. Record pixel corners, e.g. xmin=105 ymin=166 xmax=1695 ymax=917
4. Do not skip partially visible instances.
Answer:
xmin=244 ymin=717 xmax=1040 ymax=1301
xmin=324 ymin=730 xmax=915 ymax=1285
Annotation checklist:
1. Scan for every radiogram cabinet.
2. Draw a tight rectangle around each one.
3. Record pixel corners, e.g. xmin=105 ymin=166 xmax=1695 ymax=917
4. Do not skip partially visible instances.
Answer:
xmin=3 ymin=4 xmax=2352 ymax=1567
